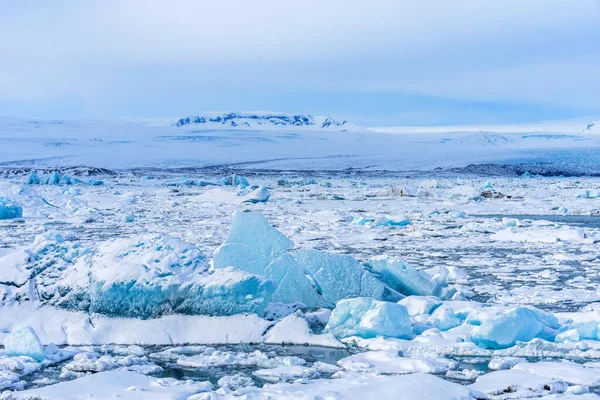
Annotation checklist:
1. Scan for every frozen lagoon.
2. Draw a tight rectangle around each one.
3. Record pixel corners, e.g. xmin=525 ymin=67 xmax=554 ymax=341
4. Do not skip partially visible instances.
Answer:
xmin=0 ymin=169 xmax=600 ymax=398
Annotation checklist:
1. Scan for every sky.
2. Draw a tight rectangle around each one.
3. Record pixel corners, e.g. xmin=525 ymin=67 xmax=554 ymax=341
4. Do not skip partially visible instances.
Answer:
xmin=1 ymin=0 xmax=599 ymax=126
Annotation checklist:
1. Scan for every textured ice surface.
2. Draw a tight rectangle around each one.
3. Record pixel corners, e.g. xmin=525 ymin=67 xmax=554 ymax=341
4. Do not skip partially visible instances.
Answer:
xmin=471 ymin=307 xmax=559 ymax=349
xmin=214 ymin=211 xmax=396 ymax=308
xmin=4 ymin=326 xmax=45 ymax=361
xmin=366 ymin=256 xmax=448 ymax=298
xmin=0 ymin=197 xmax=22 ymax=219
xmin=218 ymin=174 xmax=249 ymax=188
xmin=325 ymin=298 xmax=412 ymax=339
xmin=242 ymin=185 xmax=270 ymax=203
xmin=3 ymin=232 xmax=272 ymax=318
xmin=83 ymin=235 xmax=272 ymax=318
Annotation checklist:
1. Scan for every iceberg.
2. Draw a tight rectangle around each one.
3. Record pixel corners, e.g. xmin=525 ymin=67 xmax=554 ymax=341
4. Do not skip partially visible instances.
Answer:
xmin=471 ymin=307 xmax=558 ymax=349
xmin=22 ymin=232 xmax=272 ymax=318
xmin=365 ymin=256 xmax=448 ymax=298
xmin=83 ymin=235 xmax=273 ymax=318
xmin=0 ymin=197 xmax=23 ymax=219
xmin=4 ymin=326 xmax=45 ymax=361
xmin=213 ymin=211 xmax=398 ymax=308
xmin=325 ymin=298 xmax=412 ymax=339
xmin=218 ymin=174 xmax=249 ymax=188
xmin=26 ymin=171 xmax=41 ymax=185
xmin=242 ymin=185 xmax=270 ymax=203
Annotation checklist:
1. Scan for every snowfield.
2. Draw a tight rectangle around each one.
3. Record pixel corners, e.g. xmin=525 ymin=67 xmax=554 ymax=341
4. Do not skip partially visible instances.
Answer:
xmin=1 ymin=114 xmax=600 ymax=398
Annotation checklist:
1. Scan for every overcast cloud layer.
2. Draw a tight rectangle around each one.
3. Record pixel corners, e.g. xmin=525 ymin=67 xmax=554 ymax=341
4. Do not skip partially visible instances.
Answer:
xmin=1 ymin=0 xmax=599 ymax=125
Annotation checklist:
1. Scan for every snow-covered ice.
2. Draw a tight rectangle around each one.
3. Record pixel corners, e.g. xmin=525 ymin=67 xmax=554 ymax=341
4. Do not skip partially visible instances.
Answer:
xmin=1 ymin=156 xmax=600 ymax=397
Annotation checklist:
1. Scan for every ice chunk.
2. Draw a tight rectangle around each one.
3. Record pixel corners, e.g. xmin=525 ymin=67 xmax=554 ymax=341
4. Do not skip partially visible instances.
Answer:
xmin=242 ymin=185 xmax=270 ymax=203
xmin=26 ymin=171 xmax=41 ymax=185
xmin=291 ymin=248 xmax=397 ymax=306
xmin=398 ymin=296 xmax=442 ymax=316
xmin=427 ymin=307 xmax=461 ymax=331
xmin=214 ymin=211 xmax=396 ymax=308
xmin=264 ymin=313 xmax=342 ymax=347
xmin=337 ymin=350 xmax=457 ymax=374
xmin=4 ymin=326 xmax=45 ymax=361
xmin=213 ymin=211 xmax=293 ymax=277
xmin=0 ymin=197 xmax=23 ymax=219
xmin=217 ymin=374 xmax=254 ymax=392
xmin=325 ymin=298 xmax=412 ymax=339
xmin=46 ymin=171 xmax=61 ymax=185
xmin=469 ymin=369 xmax=568 ymax=398
xmin=366 ymin=256 xmax=448 ymax=298
xmin=219 ymin=174 xmax=249 ymax=188
xmin=488 ymin=357 xmax=527 ymax=371
xmin=471 ymin=307 xmax=558 ymax=349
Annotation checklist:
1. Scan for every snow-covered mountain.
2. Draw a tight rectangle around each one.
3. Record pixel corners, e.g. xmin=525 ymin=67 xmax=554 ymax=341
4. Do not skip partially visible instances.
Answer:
xmin=0 ymin=114 xmax=600 ymax=173
xmin=175 ymin=112 xmax=357 ymax=130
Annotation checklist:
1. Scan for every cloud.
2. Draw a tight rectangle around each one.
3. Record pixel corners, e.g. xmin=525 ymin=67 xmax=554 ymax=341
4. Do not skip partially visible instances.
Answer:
xmin=0 ymin=0 xmax=599 ymax=122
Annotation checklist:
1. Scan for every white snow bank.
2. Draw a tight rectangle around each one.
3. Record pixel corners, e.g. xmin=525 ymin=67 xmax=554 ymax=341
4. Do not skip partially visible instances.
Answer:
xmin=11 ymin=370 xmax=212 ymax=399
xmin=201 ymin=372 xmax=480 ymax=399
xmin=0 ymin=305 xmax=340 ymax=347
xmin=469 ymin=369 xmax=568 ymax=399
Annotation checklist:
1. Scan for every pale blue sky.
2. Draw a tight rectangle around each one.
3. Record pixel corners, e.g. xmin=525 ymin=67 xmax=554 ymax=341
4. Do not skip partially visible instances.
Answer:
xmin=1 ymin=0 xmax=599 ymax=125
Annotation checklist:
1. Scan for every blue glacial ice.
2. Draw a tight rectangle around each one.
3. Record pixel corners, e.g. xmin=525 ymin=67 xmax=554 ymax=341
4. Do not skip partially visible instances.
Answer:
xmin=365 ymin=256 xmax=449 ymax=298
xmin=471 ymin=307 xmax=559 ymax=349
xmin=242 ymin=186 xmax=270 ymax=204
xmin=84 ymin=234 xmax=273 ymax=318
xmin=213 ymin=211 xmax=399 ymax=308
xmin=26 ymin=171 xmax=41 ymax=185
xmin=6 ymin=232 xmax=273 ymax=318
xmin=351 ymin=215 xmax=411 ymax=227
xmin=219 ymin=174 xmax=249 ymax=188
xmin=4 ymin=326 xmax=45 ymax=361
xmin=0 ymin=197 xmax=23 ymax=219
xmin=325 ymin=297 xmax=412 ymax=339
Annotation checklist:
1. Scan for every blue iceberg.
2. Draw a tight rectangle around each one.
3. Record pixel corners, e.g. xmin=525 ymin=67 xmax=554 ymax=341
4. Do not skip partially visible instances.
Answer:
xmin=471 ymin=307 xmax=559 ymax=349
xmin=325 ymin=298 xmax=412 ymax=339
xmin=0 ymin=198 xmax=23 ymax=219
xmin=213 ymin=211 xmax=399 ymax=308
xmin=365 ymin=256 xmax=448 ymax=298
xmin=4 ymin=326 xmax=45 ymax=361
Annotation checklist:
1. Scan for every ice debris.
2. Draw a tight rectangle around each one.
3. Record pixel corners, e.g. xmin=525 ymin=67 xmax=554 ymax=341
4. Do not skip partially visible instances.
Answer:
xmin=0 ymin=197 xmax=23 ymax=219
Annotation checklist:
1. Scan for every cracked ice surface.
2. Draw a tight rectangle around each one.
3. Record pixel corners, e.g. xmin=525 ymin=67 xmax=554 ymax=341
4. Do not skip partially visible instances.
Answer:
xmin=1 ymin=172 xmax=600 ymax=398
